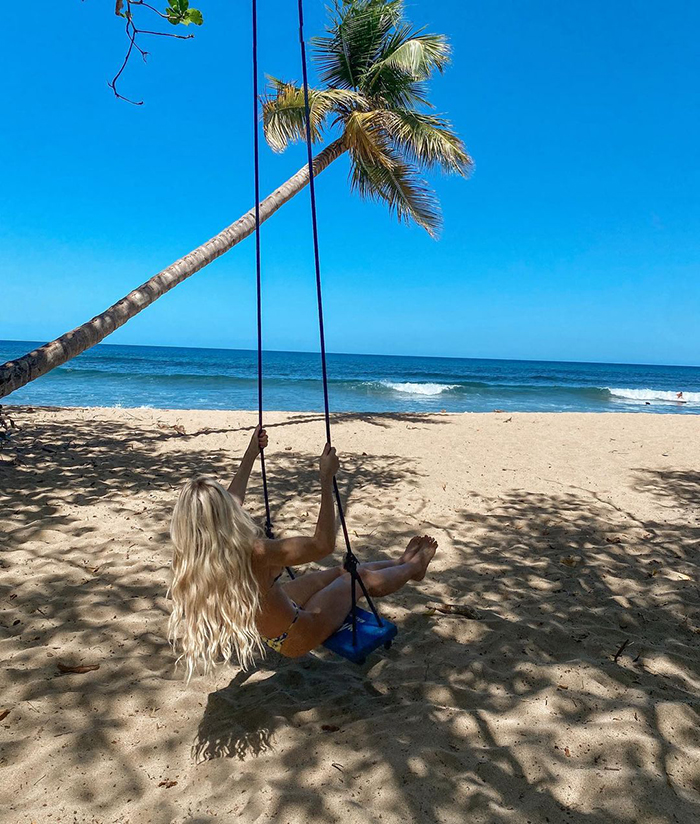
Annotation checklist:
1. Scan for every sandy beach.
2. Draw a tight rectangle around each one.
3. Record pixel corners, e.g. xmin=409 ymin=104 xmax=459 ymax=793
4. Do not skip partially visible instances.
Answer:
xmin=1 ymin=405 xmax=699 ymax=824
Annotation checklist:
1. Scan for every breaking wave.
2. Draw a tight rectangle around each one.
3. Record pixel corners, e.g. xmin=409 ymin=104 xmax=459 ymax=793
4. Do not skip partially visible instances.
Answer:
xmin=378 ymin=381 xmax=459 ymax=396
xmin=607 ymin=388 xmax=700 ymax=405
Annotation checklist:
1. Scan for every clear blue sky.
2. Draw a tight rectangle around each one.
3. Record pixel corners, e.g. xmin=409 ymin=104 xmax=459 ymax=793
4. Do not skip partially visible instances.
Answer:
xmin=2 ymin=1 xmax=699 ymax=365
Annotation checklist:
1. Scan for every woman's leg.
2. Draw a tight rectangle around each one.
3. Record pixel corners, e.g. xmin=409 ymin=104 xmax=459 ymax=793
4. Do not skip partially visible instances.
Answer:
xmin=358 ymin=559 xmax=397 ymax=571
xmin=359 ymin=536 xmax=425 ymax=571
xmin=280 ymin=536 xmax=422 ymax=605
xmin=280 ymin=560 xmax=395 ymax=607
xmin=281 ymin=566 xmax=344 ymax=607
xmin=281 ymin=537 xmax=437 ymax=657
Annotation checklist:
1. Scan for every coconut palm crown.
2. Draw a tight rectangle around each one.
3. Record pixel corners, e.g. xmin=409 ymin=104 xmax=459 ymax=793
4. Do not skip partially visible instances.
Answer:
xmin=263 ymin=0 xmax=472 ymax=237
xmin=0 ymin=0 xmax=472 ymax=398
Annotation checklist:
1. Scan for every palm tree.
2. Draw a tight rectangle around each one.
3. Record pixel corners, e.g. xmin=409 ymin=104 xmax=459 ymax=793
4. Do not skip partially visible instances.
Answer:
xmin=0 ymin=0 xmax=471 ymax=399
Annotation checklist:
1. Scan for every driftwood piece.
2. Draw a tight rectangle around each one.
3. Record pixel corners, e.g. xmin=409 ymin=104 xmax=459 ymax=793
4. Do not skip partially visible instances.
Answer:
xmin=425 ymin=603 xmax=480 ymax=619
xmin=613 ymin=639 xmax=630 ymax=663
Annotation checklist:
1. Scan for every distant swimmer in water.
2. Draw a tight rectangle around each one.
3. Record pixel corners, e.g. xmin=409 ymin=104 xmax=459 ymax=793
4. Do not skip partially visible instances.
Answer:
xmin=676 ymin=391 xmax=686 ymax=404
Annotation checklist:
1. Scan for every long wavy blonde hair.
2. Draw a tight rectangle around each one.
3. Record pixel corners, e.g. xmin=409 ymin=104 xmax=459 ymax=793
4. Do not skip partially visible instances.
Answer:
xmin=168 ymin=476 xmax=264 ymax=679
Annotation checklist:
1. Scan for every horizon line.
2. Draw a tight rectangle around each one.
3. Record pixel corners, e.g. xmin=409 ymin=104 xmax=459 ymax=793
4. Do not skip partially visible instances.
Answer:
xmin=1 ymin=338 xmax=699 ymax=372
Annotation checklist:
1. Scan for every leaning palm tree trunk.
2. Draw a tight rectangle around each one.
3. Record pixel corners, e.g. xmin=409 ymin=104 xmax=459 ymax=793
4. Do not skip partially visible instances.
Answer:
xmin=0 ymin=139 xmax=346 ymax=400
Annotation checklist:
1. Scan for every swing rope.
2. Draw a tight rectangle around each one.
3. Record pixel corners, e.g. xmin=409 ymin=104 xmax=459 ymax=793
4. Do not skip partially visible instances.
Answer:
xmin=251 ymin=0 xmax=274 ymax=542
xmin=251 ymin=0 xmax=382 ymax=642
xmin=296 ymin=0 xmax=382 ymax=637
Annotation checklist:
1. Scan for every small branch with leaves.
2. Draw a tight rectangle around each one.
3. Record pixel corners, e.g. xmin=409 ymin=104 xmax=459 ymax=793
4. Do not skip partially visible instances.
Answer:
xmin=111 ymin=0 xmax=203 ymax=105
xmin=0 ymin=405 xmax=17 ymax=447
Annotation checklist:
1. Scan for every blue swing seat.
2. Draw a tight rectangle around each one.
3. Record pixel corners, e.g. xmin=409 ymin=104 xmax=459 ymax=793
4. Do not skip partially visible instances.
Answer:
xmin=323 ymin=607 xmax=398 ymax=665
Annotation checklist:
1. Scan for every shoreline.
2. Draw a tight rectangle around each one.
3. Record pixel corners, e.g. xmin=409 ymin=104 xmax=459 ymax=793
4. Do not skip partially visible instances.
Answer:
xmin=2 ymin=402 xmax=699 ymax=416
xmin=2 ymin=405 xmax=699 ymax=822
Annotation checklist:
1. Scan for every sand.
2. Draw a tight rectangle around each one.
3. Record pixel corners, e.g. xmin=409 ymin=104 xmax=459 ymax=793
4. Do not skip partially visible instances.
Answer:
xmin=1 ymin=405 xmax=699 ymax=824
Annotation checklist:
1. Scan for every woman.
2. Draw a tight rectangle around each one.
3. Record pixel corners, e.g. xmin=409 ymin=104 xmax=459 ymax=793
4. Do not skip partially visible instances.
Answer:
xmin=169 ymin=426 xmax=437 ymax=678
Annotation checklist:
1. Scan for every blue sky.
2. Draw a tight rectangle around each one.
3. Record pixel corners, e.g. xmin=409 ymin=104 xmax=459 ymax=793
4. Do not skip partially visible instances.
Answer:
xmin=2 ymin=1 xmax=699 ymax=365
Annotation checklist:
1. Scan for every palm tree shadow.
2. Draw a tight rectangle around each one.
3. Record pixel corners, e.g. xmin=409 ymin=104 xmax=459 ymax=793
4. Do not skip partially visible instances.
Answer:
xmin=193 ymin=651 xmax=397 ymax=763
xmin=191 ymin=476 xmax=700 ymax=823
xmin=633 ymin=467 xmax=700 ymax=510
xmin=194 ymin=669 xmax=276 ymax=762
xmin=5 ymin=407 xmax=700 ymax=822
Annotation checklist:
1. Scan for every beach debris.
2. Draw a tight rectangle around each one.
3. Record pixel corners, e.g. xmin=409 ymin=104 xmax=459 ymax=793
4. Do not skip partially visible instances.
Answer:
xmin=493 ymin=409 xmax=506 ymax=413
xmin=613 ymin=639 xmax=630 ymax=663
xmin=0 ymin=406 xmax=17 ymax=441
xmin=331 ymin=762 xmax=344 ymax=772
xmin=425 ymin=603 xmax=480 ymax=619
xmin=158 ymin=780 xmax=178 ymax=788
xmin=321 ymin=724 xmax=340 ymax=732
xmin=503 ymin=416 xmax=513 ymax=423
xmin=0 ymin=709 xmax=10 ymax=722
xmin=605 ymin=535 xmax=623 ymax=544
xmin=157 ymin=422 xmax=186 ymax=436
xmin=560 ymin=555 xmax=581 ymax=568
xmin=557 ymin=684 xmax=569 ymax=690
xmin=618 ymin=613 xmax=636 ymax=629
xmin=57 ymin=662 xmax=100 ymax=675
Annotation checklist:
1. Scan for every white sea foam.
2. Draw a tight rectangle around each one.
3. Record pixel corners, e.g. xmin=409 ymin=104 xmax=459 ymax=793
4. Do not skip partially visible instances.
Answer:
xmin=607 ymin=388 xmax=700 ymax=405
xmin=381 ymin=381 xmax=458 ymax=396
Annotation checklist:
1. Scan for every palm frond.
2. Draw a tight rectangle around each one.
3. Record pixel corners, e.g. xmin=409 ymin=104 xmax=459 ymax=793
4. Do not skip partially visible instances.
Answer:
xmin=372 ymin=28 xmax=451 ymax=80
xmin=358 ymin=24 xmax=450 ymax=107
xmin=314 ymin=0 xmax=404 ymax=89
xmin=350 ymin=147 xmax=442 ymax=237
xmin=264 ymin=0 xmax=466 ymax=237
xmin=364 ymin=67 xmax=433 ymax=109
xmin=343 ymin=110 xmax=395 ymax=167
xmin=385 ymin=109 xmax=472 ymax=175
xmin=262 ymin=78 xmax=366 ymax=151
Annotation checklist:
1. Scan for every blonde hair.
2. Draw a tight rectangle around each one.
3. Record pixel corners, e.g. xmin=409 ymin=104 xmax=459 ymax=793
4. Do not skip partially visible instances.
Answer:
xmin=168 ymin=476 xmax=264 ymax=679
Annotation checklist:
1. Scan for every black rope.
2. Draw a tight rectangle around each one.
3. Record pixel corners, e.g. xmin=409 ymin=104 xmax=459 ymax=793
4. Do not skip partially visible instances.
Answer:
xmin=297 ymin=0 xmax=381 ymax=635
xmin=252 ymin=0 xmax=295 ymax=579
xmin=251 ymin=0 xmax=274 ymax=542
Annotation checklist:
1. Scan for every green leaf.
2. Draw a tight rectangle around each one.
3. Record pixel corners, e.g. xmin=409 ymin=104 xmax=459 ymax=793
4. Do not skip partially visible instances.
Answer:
xmin=165 ymin=0 xmax=201 ymax=26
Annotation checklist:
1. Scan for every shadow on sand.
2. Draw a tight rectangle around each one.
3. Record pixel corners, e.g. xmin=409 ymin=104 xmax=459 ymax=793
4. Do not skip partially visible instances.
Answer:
xmin=1 ymin=408 xmax=699 ymax=822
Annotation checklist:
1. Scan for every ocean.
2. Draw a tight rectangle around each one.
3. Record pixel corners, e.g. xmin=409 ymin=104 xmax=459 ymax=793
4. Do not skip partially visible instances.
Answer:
xmin=1 ymin=340 xmax=699 ymax=414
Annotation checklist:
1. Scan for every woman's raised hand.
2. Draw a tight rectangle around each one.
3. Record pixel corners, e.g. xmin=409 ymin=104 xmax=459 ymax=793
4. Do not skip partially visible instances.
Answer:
xmin=249 ymin=424 xmax=268 ymax=455
xmin=319 ymin=443 xmax=339 ymax=480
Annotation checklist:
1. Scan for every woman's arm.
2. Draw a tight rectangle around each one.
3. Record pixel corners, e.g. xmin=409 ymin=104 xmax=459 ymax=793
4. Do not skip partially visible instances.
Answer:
xmin=259 ymin=444 xmax=340 ymax=567
xmin=228 ymin=426 xmax=268 ymax=504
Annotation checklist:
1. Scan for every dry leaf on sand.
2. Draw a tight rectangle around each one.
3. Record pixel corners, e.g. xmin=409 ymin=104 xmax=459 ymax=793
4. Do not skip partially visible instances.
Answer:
xmin=57 ymin=663 xmax=100 ymax=675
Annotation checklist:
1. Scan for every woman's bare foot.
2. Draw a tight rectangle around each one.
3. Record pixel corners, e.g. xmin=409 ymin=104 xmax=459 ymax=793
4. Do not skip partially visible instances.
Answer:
xmin=401 ymin=535 xmax=424 ymax=564
xmin=409 ymin=536 xmax=438 ymax=581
